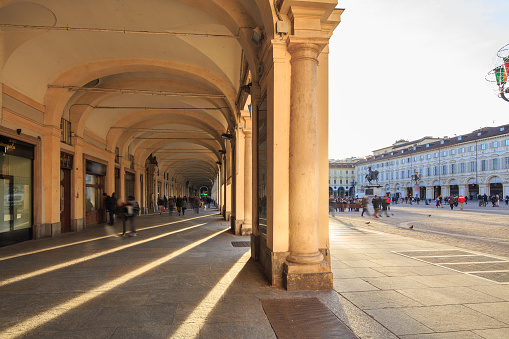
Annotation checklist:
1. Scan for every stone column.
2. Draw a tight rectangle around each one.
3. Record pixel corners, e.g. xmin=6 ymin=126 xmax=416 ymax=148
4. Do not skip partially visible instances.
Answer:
xmin=72 ymin=135 xmax=84 ymax=231
xmin=134 ymin=164 xmax=141 ymax=208
xmin=41 ymin=125 xmax=62 ymax=238
xmin=242 ymin=129 xmax=253 ymax=235
xmin=107 ymin=152 xmax=115 ymax=195
xmin=284 ymin=39 xmax=332 ymax=291
xmin=119 ymin=158 xmax=125 ymax=202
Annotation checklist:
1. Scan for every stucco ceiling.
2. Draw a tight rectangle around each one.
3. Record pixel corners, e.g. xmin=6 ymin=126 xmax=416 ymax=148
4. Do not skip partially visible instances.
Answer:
xmin=0 ymin=0 xmax=269 ymax=187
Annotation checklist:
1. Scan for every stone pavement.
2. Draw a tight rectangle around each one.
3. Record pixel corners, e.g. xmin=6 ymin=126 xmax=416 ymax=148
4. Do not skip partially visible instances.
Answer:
xmin=330 ymin=216 xmax=509 ymax=338
xmin=1 ymin=208 xmax=508 ymax=338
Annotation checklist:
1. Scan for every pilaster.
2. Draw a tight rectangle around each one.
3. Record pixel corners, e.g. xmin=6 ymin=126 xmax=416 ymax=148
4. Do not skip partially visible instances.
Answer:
xmin=72 ymin=135 xmax=85 ymax=232
xmin=42 ymin=125 xmax=61 ymax=237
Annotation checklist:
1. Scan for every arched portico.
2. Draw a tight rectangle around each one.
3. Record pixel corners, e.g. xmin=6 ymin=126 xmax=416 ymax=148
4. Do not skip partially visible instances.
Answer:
xmin=0 ymin=0 xmax=342 ymax=291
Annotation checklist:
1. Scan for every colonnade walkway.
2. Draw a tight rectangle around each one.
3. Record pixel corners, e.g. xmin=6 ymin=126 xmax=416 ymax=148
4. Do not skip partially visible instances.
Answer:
xmin=2 ymin=209 xmax=508 ymax=338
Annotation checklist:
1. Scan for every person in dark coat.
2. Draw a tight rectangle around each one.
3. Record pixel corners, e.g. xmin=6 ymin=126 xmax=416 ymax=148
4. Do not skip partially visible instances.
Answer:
xmin=193 ymin=196 xmax=201 ymax=214
xmin=372 ymin=195 xmax=380 ymax=218
xmin=176 ymin=196 xmax=184 ymax=216
xmin=126 ymin=196 xmax=139 ymax=236
xmin=168 ymin=196 xmax=175 ymax=216
xmin=107 ymin=193 xmax=117 ymax=225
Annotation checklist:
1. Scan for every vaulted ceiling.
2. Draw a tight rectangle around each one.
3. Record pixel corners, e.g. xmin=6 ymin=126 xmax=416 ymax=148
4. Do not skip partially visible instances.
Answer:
xmin=0 ymin=0 xmax=273 ymax=189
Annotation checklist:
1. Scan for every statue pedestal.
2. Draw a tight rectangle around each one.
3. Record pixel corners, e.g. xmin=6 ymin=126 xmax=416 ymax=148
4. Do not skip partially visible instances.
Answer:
xmin=361 ymin=185 xmax=383 ymax=197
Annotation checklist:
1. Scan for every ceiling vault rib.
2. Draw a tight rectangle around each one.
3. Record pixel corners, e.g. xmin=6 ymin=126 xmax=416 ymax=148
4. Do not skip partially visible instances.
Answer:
xmin=70 ymin=104 xmax=229 ymax=110
xmin=0 ymin=24 xmax=253 ymax=39
xmin=48 ymin=85 xmax=226 ymax=99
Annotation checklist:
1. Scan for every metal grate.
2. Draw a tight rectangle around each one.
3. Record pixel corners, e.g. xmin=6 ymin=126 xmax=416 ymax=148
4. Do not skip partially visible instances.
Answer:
xmin=261 ymin=298 xmax=357 ymax=339
xmin=394 ymin=250 xmax=509 ymax=283
xmin=231 ymin=241 xmax=250 ymax=247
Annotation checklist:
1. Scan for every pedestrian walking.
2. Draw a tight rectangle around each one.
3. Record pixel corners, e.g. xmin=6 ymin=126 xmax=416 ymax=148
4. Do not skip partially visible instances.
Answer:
xmin=372 ymin=195 xmax=380 ymax=218
xmin=126 ymin=195 xmax=140 ymax=236
xmin=193 ymin=196 xmax=201 ymax=214
xmin=381 ymin=195 xmax=390 ymax=217
xmin=107 ymin=193 xmax=117 ymax=225
xmin=449 ymin=196 xmax=455 ymax=210
xmin=115 ymin=199 xmax=128 ymax=236
xmin=360 ymin=196 xmax=371 ymax=217
xmin=458 ymin=195 xmax=465 ymax=210
xmin=168 ymin=196 xmax=174 ymax=216
xmin=176 ymin=196 xmax=183 ymax=215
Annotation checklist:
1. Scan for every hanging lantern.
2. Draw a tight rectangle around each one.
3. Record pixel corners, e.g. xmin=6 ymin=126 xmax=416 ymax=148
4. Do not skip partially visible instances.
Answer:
xmin=504 ymin=57 xmax=509 ymax=76
xmin=495 ymin=66 xmax=507 ymax=86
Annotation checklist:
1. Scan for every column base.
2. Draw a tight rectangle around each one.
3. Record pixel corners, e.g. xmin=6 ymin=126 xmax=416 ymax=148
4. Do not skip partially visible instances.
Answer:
xmin=72 ymin=218 xmax=85 ymax=232
xmin=233 ymin=219 xmax=242 ymax=235
xmin=240 ymin=222 xmax=252 ymax=236
xmin=283 ymin=261 xmax=333 ymax=291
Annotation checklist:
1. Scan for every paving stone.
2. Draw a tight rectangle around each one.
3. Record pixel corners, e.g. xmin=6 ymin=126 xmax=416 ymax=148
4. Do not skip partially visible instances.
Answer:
xmin=341 ymin=259 xmax=382 ymax=267
xmin=365 ymin=308 xmax=433 ymax=335
xmin=472 ymin=328 xmax=509 ymax=339
xmin=400 ymin=305 xmax=506 ymax=332
xmin=362 ymin=276 xmax=428 ymax=290
xmin=399 ymin=330 xmax=483 ymax=339
xmin=334 ymin=278 xmax=379 ymax=292
xmin=465 ymin=302 xmax=509 ymax=324
xmin=397 ymin=286 xmax=502 ymax=306
xmin=341 ymin=290 xmax=423 ymax=310
xmin=470 ymin=285 xmax=509 ymax=301
xmin=332 ymin=267 xmax=387 ymax=278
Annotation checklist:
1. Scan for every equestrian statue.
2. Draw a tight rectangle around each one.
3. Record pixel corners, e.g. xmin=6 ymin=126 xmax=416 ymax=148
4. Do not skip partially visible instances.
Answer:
xmin=365 ymin=166 xmax=379 ymax=185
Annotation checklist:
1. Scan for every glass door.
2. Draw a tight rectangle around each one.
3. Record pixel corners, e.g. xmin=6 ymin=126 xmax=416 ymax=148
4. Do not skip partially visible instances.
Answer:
xmin=0 ymin=175 xmax=14 ymax=234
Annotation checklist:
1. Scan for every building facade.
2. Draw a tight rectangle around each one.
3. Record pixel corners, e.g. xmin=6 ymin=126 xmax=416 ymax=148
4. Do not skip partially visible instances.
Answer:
xmin=330 ymin=125 xmax=509 ymax=200
xmin=328 ymin=159 xmax=357 ymax=198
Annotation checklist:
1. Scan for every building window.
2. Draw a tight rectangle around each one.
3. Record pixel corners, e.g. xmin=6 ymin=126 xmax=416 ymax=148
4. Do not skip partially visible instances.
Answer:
xmin=60 ymin=118 xmax=72 ymax=145
xmin=505 ymin=157 xmax=509 ymax=169
xmin=505 ymin=140 xmax=509 ymax=146
xmin=419 ymin=155 xmax=424 ymax=160
xmin=450 ymin=164 xmax=456 ymax=174
xmin=441 ymin=140 xmax=444 ymax=144
xmin=396 ymin=172 xmax=399 ymax=179
xmin=450 ymin=149 xmax=456 ymax=155
xmin=346 ymin=179 xmax=348 ymax=184
xmin=434 ymin=152 xmax=439 ymax=158
xmin=481 ymin=144 xmax=486 ymax=150
xmin=442 ymin=151 xmax=447 ymax=157
xmin=458 ymin=136 xmax=462 ymax=140
xmin=426 ymin=167 xmax=431 ymax=176
xmin=460 ymin=163 xmax=465 ymax=173
xmin=481 ymin=160 xmax=487 ymax=171
xmin=333 ymin=179 xmax=336 ymax=184
xmin=391 ymin=172 xmax=394 ymax=179
xmin=469 ymin=145 xmax=475 ymax=152
xmin=493 ymin=141 xmax=498 ymax=148
xmin=493 ymin=158 xmax=499 ymax=170
xmin=340 ymin=180 xmax=342 ymax=184
xmin=402 ymin=159 xmax=405 ymax=164
xmin=433 ymin=166 xmax=438 ymax=176
xmin=407 ymin=170 xmax=410 ymax=178
xmin=460 ymin=147 xmax=465 ymax=153
xmin=469 ymin=161 xmax=476 ymax=172
xmin=427 ymin=154 xmax=431 ymax=159
xmin=442 ymin=165 xmax=447 ymax=175
xmin=401 ymin=171 xmax=405 ymax=179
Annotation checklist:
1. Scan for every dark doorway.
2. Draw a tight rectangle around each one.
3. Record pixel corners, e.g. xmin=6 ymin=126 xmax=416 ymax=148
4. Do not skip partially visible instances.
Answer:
xmin=450 ymin=185 xmax=459 ymax=196
xmin=60 ymin=169 xmax=71 ymax=233
xmin=434 ymin=186 xmax=441 ymax=199
xmin=490 ymin=183 xmax=503 ymax=196
xmin=468 ymin=184 xmax=479 ymax=198
xmin=420 ymin=187 xmax=426 ymax=199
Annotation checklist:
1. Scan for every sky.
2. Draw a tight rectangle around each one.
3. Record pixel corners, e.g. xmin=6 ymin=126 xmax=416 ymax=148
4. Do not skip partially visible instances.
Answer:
xmin=328 ymin=0 xmax=509 ymax=160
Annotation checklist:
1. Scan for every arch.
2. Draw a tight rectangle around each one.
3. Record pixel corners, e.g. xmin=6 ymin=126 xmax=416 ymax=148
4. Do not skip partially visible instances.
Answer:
xmin=489 ymin=176 xmax=503 ymax=184
xmin=44 ymin=59 xmax=239 ymax=127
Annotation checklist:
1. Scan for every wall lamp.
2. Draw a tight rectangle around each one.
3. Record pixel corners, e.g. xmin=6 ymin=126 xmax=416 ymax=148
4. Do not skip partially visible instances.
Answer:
xmin=221 ymin=133 xmax=232 ymax=140
xmin=218 ymin=150 xmax=226 ymax=155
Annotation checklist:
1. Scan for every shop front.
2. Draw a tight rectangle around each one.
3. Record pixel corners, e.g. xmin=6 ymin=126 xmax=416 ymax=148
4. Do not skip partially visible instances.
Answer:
xmin=85 ymin=160 xmax=106 ymax=225
xmin=0 ymin=136 xmax=34 ymax=247
xmin=125 ymin=171 xmax=135 ymax=201
xmin=449 ymin=179 xmax=459 ymax=196
xmin=434 ymin=181 xmax=442 ymax=199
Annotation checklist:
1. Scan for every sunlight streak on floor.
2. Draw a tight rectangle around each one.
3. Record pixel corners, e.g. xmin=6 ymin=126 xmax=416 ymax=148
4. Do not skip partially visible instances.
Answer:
xmin=0 ymin=214 xmax=210 ymax=262
xmin=0 ymin=222 xmax=208 ymax=287
xmin=171 ymin=251 xmax=251 ymax=339
xmin=0 ymin=229 xmax=228 ymax=339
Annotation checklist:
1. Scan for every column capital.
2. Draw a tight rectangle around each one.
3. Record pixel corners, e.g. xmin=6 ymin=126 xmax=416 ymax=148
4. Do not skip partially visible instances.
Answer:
xmin=287 ymin=36 xmax=329 ymax=59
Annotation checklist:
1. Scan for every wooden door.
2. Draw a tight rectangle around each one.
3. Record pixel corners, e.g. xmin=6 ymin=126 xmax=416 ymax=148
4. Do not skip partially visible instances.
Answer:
xmin=60 ymin=169 xmax=71 ymax=233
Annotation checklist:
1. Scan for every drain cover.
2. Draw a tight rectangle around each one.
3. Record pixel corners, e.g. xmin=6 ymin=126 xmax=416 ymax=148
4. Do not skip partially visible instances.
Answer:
xmin=260 ymin=298 xmax=357 ymax=339
xmin=231 ymin=241 xmax=250 ymax=247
